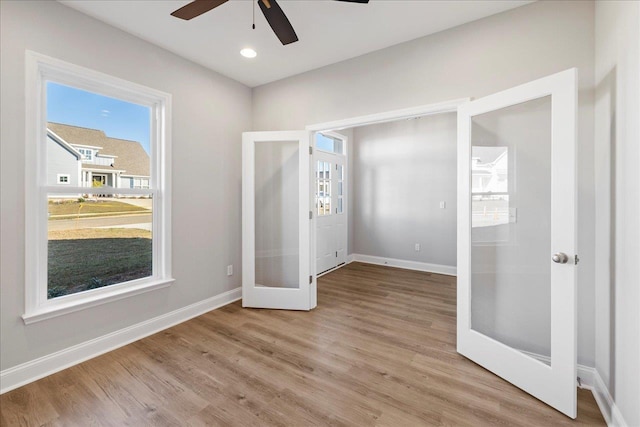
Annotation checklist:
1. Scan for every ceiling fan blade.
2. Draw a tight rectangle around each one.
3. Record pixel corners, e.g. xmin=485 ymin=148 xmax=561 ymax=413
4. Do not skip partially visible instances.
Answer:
xmin=258 ymin=0 xmax=298 ymax=46
xmin=171 ymin=0 xmax=228 ymax=20
xmin=335 ymin=0 xmax=370 ymax=3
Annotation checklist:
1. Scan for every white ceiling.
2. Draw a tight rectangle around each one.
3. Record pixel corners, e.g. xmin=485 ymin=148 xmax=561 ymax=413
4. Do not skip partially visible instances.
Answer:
xmin=59 ymin=0 xmax=533 ymax=88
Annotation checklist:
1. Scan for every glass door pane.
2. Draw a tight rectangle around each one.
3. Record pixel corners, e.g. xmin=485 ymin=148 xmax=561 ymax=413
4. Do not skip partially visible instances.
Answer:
xmin=315 ymin=161 xmax=332 ymax=216
xmin=337 ymin=164 xmax=344 ymax=214
xmin=254 ymin=140 xmax=299 ymax=288
xmin=470 ymin=96 xmax=552 ymax=362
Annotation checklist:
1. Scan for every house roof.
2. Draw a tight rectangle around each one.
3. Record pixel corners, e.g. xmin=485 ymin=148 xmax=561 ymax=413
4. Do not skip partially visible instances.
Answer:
xmin=47 ymin=129 xmax=83 ymax=160
xmin=48 ymin=122 xmax=150 ymax=177
xmin=472 ymin=147 xmax=507 ymax=166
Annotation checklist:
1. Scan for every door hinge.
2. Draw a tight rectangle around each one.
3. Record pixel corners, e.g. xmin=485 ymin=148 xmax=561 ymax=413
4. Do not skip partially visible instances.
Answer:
xmin=575 ymin=255 xmax=580 ymax=265
xmin=336 ymin=251 xmax=338 ymax=257
xmin=309 ymin=275 xmax=313 ymax=284
xmin=309 ymin=146 xmax=313 ymax=155
xmin=309 ymin=210 xmax=313 ymax=219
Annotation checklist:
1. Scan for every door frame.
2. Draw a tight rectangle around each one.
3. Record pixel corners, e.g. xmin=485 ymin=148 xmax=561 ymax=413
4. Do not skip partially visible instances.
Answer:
xmin=92 ymin=173 xmax=107 ymax=186
xmin=305 ymin=89 xmax=578 ymax=418
xmin=306 ymin=98 xmax=470 ymax=278
xmin=313 ymin=131 xmax=349 ymax=277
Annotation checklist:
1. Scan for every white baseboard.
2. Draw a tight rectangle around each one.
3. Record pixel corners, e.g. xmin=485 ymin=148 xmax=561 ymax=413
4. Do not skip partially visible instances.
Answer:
xmin=317 ymin=262 xmax=349 ymax=278
xmin=350 ymin=253 xmax=456 ymax=276
xmin=578 ymin=365 xmax=596 ymax=390
xmin=592 ymin=369 xmax=628 ymax=427
xmin=519 ymin=350 xmax=595 ymax=390
xmin=519 ymin=351 xmax=628 ymax=426
xmin=0 ymin=287 xmax=241 ymax=395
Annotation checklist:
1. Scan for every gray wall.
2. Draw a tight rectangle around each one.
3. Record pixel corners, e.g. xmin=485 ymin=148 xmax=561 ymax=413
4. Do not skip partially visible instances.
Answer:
xmin=252 ymin=0 xmax=596 ymax=366
xmin=351 ymin=113 xmax=457 ymax=267
xmin=0 ymin=1 xmax=251 ymax=370
xmin=594 ymin=1 xmax=640 ymax=426
xmin=46 ymin=136 xmax=80 ymax=187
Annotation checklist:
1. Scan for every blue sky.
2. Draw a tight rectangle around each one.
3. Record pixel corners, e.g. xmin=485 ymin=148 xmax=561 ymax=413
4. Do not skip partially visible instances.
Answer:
xmin=47 ymin=82 xmax=151 ymax=154
xmin=315 ymin=133 xmax=334 ymax=152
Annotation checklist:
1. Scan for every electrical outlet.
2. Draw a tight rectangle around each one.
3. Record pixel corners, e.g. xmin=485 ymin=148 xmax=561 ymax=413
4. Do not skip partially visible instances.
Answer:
xmin=415 ymin=243 xmax=421 ymax=252
xmin=227 ymin=265 xmax=233 ymax=276
xmin=440 ymin=201 xmax=446 ymax=209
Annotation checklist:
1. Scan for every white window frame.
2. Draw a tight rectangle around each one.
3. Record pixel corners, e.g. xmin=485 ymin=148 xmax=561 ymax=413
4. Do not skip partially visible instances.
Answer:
xmin=78 ymin=148 xmax=93 ymax=160
xmin=471 ymin=145 xmax=516 ymax=245
xmin=24 ymin=51 xmax=173 ymax=324
xmin=56 ymin=174 xmax=70 ymax=184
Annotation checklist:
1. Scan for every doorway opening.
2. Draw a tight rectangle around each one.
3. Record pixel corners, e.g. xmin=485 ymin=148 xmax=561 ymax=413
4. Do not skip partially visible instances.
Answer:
xmin=305 ymin=69 xmax=578 ymax=419
xmin=314 ymin=131 xmax=348 ymax=276
xmin=307 ymin=99 xmax=466 ymax=280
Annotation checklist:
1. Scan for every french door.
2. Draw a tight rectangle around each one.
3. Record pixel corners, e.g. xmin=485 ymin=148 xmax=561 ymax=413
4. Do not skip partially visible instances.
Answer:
xmin=457 ymin=69 xmax=578 ymax=417
xmin=242 ymin=131 xmax=316 ymax=310
xmin=315 ymin=150 xmax=347 ymax=274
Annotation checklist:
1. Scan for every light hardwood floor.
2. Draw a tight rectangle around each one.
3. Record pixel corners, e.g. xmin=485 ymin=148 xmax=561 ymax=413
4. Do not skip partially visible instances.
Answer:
xmin=1 ymin=262 xmax=605 ymax=426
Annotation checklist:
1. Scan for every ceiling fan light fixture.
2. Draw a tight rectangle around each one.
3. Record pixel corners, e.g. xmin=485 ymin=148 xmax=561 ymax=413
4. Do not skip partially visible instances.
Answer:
xmin=240 ymin=48 xmax=257 ymax=58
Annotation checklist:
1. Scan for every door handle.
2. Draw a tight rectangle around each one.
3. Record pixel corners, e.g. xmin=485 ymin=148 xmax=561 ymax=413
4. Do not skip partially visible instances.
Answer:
xmin=552 ymin=252 xmax=569 ymax=264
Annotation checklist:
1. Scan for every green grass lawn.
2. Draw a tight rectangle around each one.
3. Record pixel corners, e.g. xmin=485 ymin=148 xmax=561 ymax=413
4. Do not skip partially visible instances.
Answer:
xmin=48 ymin=200 xmax=149 ymax=216
xmin=48 ymin=228 xmax=152 ymax=299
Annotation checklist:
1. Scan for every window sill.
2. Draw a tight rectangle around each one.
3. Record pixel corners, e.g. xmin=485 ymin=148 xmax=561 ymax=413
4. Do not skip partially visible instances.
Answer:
xmin=22 ymin=278 xmax=174 ymax=325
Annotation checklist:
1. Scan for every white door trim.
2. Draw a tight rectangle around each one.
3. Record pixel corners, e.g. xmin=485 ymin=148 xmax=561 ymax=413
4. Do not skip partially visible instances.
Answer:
xmin=306 ymin=98 xmax=469 ymax=132
xmin=314 ymin=133 xmax=348 ymax=276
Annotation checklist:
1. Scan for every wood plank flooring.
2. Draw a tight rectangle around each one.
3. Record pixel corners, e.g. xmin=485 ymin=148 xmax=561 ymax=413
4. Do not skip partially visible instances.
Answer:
xmin=1 ymin=262 xmax=605 ymax=426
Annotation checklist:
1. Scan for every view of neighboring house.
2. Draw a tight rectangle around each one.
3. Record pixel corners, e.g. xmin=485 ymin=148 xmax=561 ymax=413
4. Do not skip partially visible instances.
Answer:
xmin=471 ymin=146 xmax=508 ymax=194
xmin=47 ymin=122 xmax=150 ymax=191
xmin=471 ymin=147 xmax=509 ymax=229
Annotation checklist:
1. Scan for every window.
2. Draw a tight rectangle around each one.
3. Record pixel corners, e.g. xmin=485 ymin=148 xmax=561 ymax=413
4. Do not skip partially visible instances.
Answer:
xmin=24 ymin=51 xmax=172 ymax=324
xmin=316 ymin=161 xmax=331 ymax=216
xmin=471 ymin=146 xmax=512 ymax=243
xmin=78 ymin=148 xmax=93 ymax=160
xmin=133 ymin=177 xmax=150 ymax=189
xmin=314 ymin=132 xmax=347 ymax=216
xmin=337 ymin=164 xmax=344 ymax=214
xmin=315 ymin=133 xmax=344 ymax=154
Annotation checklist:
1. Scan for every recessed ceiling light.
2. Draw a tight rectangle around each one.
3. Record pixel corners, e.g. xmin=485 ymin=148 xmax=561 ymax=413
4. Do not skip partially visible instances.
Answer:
xmin=240 ymin=48 xmax=257 ymax=58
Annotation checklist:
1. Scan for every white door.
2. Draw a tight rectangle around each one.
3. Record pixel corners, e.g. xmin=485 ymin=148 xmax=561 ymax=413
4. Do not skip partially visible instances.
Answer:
xmin=314 ymin=142 xmax=347 ymax=275
xmin=242 ymin=131 xmax=316 ymax=310
xmin=457 ymin=69 xmax=578 ymax=417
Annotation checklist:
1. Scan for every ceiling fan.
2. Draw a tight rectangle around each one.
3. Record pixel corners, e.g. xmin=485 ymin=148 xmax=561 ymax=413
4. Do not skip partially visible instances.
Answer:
xmin=171 ymin=0 xmax=369 ymax=46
